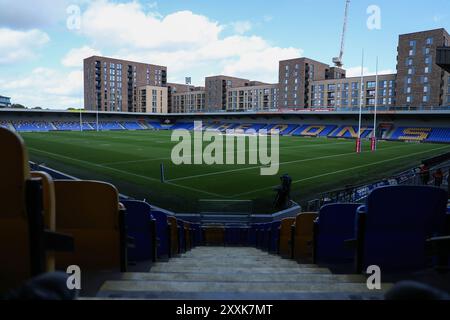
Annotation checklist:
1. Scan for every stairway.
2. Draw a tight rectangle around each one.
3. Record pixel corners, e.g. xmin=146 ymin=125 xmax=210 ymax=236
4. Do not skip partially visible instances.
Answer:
xmin=97 ymin=247 xmax=392 ymax=300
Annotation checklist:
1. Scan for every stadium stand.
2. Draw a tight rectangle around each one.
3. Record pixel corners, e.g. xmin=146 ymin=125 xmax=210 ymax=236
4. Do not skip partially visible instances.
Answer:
xmin=13 ymin=121 xmax=54 ymax=132
xmin=121 ymin=200 xmax=157 ymax=263
xmin=390 ymin=127 xmax=450 ymax=143
xmin=291 ymin=125 xmax=337 ymax=137
xmin=353 ymin=185 xmax=448 ymax=273
xmin=329 ymin=126 xmax=373 ymax=139
xmin=121 ymin=121 xmax=145 ymax=130
xmin=53 ymin=180 xmax=127 ymax=273
xmin=53 ymin=121 xmax=93 ymax=131
xmin=313 ymin=203 xmax=361 ymax=267
xmin=148 ymin=121 xmax=173 ymax=130
xmin=264 ymin=124 xmax=299 ymax=136
xmin=292 ymin=212 xmax=318 ymax=262
xmin=279 ymin=217 xmax=296 ymax=258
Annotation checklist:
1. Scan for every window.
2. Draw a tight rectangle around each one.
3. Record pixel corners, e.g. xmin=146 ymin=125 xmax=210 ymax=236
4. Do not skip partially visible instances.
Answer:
xmin=379 ymin=80 xmax=387 ymax=88
xmin=424 ymin=66 xmax=430 ymax=73
xmin=408 ymin=68 xmax=414 ymax=75
xmin=406 ymin=58 xmax=413 ymax=66
xmin=407 ymin=77 xmax=412 ymax=84
xmin=426 ymin=37 xmax=433 ymax=45
xmin=409 ymin=40 xmax=416 ymax=47
xmin=367 ymin=81 xmax=376 ymax=88
xmin=425 ymin=56 xmax=431 ymax=64
xmin=406 ymin=87 xmax=411 ymax=94
xmin=425 ymin=47 xmax=431 ymax=55
xmin=423 ymin=95 xmax=429 ymax=103
xmin=423 ymin=86 xmax=429 ymax=93
xmin=406 ymin=96 xmax=412 ymax=103
xmin=423 ymin=76 xmax=429 ymax=83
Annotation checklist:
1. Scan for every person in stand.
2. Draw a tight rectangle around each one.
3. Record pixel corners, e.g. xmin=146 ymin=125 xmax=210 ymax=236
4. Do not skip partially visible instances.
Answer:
xmin=274 ymin=174 xmax=292 ymax=210
xmin=433 ymin=168 xmax=444 ymax=187
xmin=419 ymin=164 xmax=430 ymax=185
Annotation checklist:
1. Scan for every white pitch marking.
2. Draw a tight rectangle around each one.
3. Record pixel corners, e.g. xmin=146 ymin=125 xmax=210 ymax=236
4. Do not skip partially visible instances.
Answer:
xmin=27 ymin=147 xmax=225 ymax=198
xmin=166 ymin=143 xmax=419 ymax=183
xmin=231 ymin=145 xmax=450 ymax=198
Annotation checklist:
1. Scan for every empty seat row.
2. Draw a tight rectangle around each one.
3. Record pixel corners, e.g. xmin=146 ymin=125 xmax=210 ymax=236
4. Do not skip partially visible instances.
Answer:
xmin=252 ymin=185 xmax=450 ymax=274
xmin=0 ymin=127 xmax=200 ymax=296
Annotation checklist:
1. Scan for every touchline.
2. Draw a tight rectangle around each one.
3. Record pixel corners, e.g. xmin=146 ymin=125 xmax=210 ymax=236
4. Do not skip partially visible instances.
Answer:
xmin=170 ymin=121 xmax=280 ymax=176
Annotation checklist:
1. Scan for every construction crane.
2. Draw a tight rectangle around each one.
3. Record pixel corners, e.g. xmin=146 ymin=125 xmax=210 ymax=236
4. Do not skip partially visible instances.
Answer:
xmin=333 ymin=0 xmax=351 ymax=68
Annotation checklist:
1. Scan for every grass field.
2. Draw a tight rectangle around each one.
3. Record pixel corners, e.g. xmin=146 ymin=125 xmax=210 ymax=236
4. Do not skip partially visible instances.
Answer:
xmin=20 ymin=130 xmax=450 ymax=213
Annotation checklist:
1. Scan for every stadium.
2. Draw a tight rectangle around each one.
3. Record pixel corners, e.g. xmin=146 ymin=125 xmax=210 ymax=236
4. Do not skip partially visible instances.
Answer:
xmin=1 ymin=107 xmax=450 ymax=300
xmin=1 ymin=0 xmax=450 ymax=306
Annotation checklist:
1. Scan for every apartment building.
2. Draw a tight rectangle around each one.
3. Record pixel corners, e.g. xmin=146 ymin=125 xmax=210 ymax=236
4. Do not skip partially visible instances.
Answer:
xmin=171 ymin=88 xmax=206 ymax=113
xmin=0 ymin=95 xmax=11 ymax=108
xmin=135 ymin=85 xmax=168 ymax=114
xmin=311 ymin=74 xmax=397 ymax=109
xmin=227 ymin=83 xmax=279 ymax=112
xmin=84 ymin=56 xmax=167 ymax=113
xmin=278 ymin=58 xmax=339 ymax=110
xmin=396 ymin=28 xmax=450 ymax=108
xmin=205 ymin=76 xmax=250 ymax=112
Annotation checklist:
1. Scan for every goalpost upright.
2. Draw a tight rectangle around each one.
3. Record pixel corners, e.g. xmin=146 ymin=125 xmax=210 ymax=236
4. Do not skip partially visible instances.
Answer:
xmin=356 ymin=49 xmax=364 ymax=153
xmin=371 ymin=56 xmax=379 ymax=152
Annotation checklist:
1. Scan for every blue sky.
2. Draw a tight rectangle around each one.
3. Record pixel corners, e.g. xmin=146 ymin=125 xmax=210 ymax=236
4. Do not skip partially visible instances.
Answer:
xmin=0 ymin=0 xmax=449 ymax=109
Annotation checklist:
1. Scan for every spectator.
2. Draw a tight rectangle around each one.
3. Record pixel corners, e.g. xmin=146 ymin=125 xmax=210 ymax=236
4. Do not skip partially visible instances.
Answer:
xmin=433 ymin=168 xmax=444 ymax=187
xmin=419 ymin=164 xmax=430 ymax=185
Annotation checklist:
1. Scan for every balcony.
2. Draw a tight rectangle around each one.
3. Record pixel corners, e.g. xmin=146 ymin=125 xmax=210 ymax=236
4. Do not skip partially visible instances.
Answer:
xmin=436 ymin=47 xmax=450 ymax=72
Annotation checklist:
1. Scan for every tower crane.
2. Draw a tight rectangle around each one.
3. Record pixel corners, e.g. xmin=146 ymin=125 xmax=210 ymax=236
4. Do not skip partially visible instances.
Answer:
xmin=333 ymin=0 xmax=350 ymax=68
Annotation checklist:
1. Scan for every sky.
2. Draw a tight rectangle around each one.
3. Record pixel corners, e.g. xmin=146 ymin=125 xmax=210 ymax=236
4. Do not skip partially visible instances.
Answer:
xmin=0 ymin=0 xmax=449 ymax=109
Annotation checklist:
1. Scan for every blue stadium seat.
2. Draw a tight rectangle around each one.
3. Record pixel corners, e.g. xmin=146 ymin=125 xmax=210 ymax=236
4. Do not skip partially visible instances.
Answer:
xmin=121 ymin=200 xmax=156 ymax=262
xmin=122 ymin=122 xmax=144 ymax=130
xmin=225 ymin=224 xmax=248 ymax=246
xmin=314 ymin=203 xmax=361 ymax=266
xmin=354 ymin=186 xmax=448 ymax=273
xmin=268 ymin=221 xmax=281 ymax=253
xmin=150 ymin=210 xmax=170 ymax=258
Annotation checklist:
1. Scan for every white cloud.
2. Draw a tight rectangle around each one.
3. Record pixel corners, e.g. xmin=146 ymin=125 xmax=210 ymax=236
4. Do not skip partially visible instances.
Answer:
xmin=78 ymin=0 xmax=302 ymax=84
xmin=81 ymin=2 xmax=222 ymax=49
xmin=346 ymin=66 xmax=395 ymax=77
xmin=0 ymin=68 xmax=83 ymax=109
xmin=62 ymin=46 xmax=102 ymax=67
xmin=0 ymin=28 xmax=50 ymax=64
xmin=230 ymin=21 xmax=252 ymax=35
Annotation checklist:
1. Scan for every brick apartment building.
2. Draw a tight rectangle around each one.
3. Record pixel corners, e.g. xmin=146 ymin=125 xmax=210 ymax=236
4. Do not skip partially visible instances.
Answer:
xmin=168 ymin=83 xmax=206 ymax=113
xmin=227 ymin=82 xmax=279 ymax=112
xmin=84 ymin=56 xmax=167 ymax=113
xmin=396 ymin=28 xmax=450 ymax=108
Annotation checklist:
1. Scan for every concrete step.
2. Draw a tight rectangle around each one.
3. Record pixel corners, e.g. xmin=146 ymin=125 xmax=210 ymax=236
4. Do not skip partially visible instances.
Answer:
xmin=149 ymin=265 xmax=332 ymax=274
xmin=121 ymin=272 xmax=367 ymax=283
xmin=99 ymin=280 xmax=393 ymax=294
xmin=160 ymin=259 xmax=306 ymax=268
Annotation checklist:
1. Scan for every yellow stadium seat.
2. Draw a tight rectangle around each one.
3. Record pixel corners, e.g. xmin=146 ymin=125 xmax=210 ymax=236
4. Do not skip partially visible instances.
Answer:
xmin=184 ymin=221 xmax=192 ymax=251
xmin=278 ymin=217 xmax=295 ymax=258
xmin=53 ymin=180 xmax=126 ymax=272
xmin=30 ymin=171 xmax=56 ymax=272
xmin=203 ymin=225 xmax=225 ymax=246
xmin=0 ymin=128 xmax=32 ymax=293
xmin=292 ymin=212 xmax=319 ymax=263
xmin=0 ymin=128 xmax=72 ymax=294
xmin=167 ymin=216 xmax=179 ymax=257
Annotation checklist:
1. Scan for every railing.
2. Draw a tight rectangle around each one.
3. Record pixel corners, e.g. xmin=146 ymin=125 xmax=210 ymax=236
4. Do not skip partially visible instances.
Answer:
xmin=308 ymin=153 xmax=450 ymax=210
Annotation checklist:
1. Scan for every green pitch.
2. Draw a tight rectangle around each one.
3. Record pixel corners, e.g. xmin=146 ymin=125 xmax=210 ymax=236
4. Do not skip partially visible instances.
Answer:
xmin=20 ymin=130 xmax=450 ymax=214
